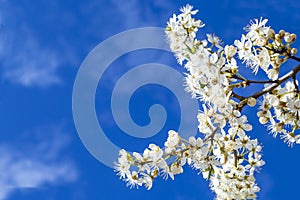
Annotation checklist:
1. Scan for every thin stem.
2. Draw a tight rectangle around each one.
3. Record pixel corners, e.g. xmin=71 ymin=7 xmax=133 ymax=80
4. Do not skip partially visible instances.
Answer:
xmin=233 ymin=150 xmax=238 ymax=167
xmin=203 ymin=126 xmax=220 ymax=145
xmin=235 ymin=72 xmax=247 ymax=82
xmin=232 ymin=74 xmax=277 ymax=84
xmin=293 ymin=75 xmax=299 ymax=93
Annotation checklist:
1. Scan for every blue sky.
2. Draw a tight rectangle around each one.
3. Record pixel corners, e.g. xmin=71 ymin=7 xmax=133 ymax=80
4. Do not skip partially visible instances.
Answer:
xmin=0 ymin=0 xmax=300 ymax=199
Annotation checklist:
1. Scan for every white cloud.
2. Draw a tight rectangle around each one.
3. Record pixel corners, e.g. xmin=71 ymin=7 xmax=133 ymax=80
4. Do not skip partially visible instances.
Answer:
xmin=1 ymin=37 xmax=61 ymax=87
xmin=0 ymin=27 xmax=62 ymax=87
xmin=0 ymin=127 xmax=78 ymax=199
xmin=0 ymin=2 xmax=62 ymax=87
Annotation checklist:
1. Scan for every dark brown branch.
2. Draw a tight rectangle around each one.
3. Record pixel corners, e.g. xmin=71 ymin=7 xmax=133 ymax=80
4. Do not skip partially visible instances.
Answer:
xmin=291 ymin=55 xmax=300 ymax=62
xmin=238 ymin=64 xmax=300 ymax=109
xmin=246 ymin=79 xmax=278 ymax=84
xmin=231 ymin=92 xmax=245 ymax=101
xmin=232 ymin=74 xmax=277 ymax=84
xmin=252 ymin=64 xmax=300 ymax=98
xmin=203 ymin=126 xmax=220 ymax=145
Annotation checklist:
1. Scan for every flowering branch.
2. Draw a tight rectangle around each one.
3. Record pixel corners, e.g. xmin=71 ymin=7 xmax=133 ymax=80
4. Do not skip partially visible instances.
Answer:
xmin=252 ymin=64 xmax=300 ymax=98
xmin=115 ymin=4 xmax=299 ymax=200
xmin=238 ymin=64 xmax=300 ymax=109
xmin=291 ymin=55 xmax=300 ymax=62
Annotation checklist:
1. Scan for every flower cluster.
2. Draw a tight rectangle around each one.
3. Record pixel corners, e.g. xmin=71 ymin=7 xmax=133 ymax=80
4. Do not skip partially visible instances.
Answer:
xmin=258 ymin=80 xmax=300 ymax=146
xmin=115 ymin=4 xmax=300 ymax=200
xmin=235 ymin=17 xmax=297 ymax=80
xmin=115 ymin=128 xmax=264 ymax=200
xmin=114 ymin=130 xmax=182 ymax=190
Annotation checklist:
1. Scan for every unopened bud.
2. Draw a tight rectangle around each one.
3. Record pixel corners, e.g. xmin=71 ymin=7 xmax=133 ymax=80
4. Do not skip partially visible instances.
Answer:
xmin=290 ymin=33 xmax=297 ymax=42
xmin=247 ymin=97 xmax=257 ymax=107
xmin=284 ymin=33 xmax=292 ymax=43
xmin=151 ymin=169 xmax=159 ymax=177
xmin=291 ymin=48 xmax=298 ymax=55
xmin=267 ymin=29 xmax=275 ymax=39
xmin=279 ymin=30 xmax=285 ymax=38
xmin=259 ymin=117 xmax=269 ymax=124
xmin=275 ymin=34 xmax=281 ymax=41
xmin=284 ymin=33 xmax=297 ymax=43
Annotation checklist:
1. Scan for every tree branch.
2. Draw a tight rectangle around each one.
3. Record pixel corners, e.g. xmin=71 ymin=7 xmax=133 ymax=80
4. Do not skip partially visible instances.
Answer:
xmin=232 ymin=74 xmax=277 ymax=84
xmin=291 ymin=55 xmax=300 ymax=62
xmin=231 ymin=92 xmax=245 ymax=101
xmin=238 ymin=64 xmax=300 ymax=109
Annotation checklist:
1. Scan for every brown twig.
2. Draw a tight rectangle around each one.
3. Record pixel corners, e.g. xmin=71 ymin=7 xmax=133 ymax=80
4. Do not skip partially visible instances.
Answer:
xmin=238 ymin=64 xmax=300 ymax=109
xmin=291 ymin=55 xmax=300 ymax=62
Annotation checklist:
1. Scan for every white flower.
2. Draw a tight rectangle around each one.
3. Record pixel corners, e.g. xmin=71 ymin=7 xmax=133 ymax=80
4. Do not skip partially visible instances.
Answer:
xmin=287 ymin=99 xmax=300 ymax=112
xmin=224 ymin=45 xmax=237 ymax=58
xmin=280 ymin=132 xmax=299 ymax=147
xmin=207 ymin=33 xmax=223 ymax=49
xmin=141 ymin=173 xmax=153 ymax=190
xmin=265 ymin=94 xmax=279 ymax=106
xmin=246 ymin=152 xmax=265 ymax=174
xmin=170 ymin=162 xmax=184 ymax=175
xmin=229 ymin=115 xmax=252 ymax=138
xmin=189 ymin=136 xmax=203 ymax=147
xmin=164 ymin=130 xmax=180 ymax=149
xmin=257 ymin=47 xmax=271 ymax=72
xmin=210 ymin=53 xmax=218 ymax=64
xmin=234 ymin=35 xmax=252 ymax=60
xmin=114 ymin=149 xmax=131 ymax=179
xmin=244 ymin=17 xmax=269 ymax=41
xmin=125 ymin=171 xmax=141 ymax=189
xmin=144 ymin=144 xmax=163 ymax=162
xmin=267 ymin=68 xmax=278 ymax=80
xmin=197 ymin=105 xmax=215 ymax=134
xmin=180 ymin=4 xmax=198 ymax=15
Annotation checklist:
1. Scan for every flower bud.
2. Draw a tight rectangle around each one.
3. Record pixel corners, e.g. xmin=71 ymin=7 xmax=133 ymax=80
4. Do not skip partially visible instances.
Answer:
xmin=284 ymin=33 xmax=292 ymax=43
xmin=290 ymin=33 xmax=297 ymax=42
xmin=279 ymin=30 xmax=285 ymax=38
xmin=291 ymin=48 xmax=298 ymax=55
xmin=256 ymin=37 xmax=267 ymax=46
xmin=267 ymin=28 xmax=275 ymax=39
xmin=259 ymin=117 xmax=269 ymax=124
xmin=224 ymin=45 xmax=237 ymax=58
xmin=284 ymin=33 xmax=297 ymax=43
xmin=247 ymin=97 xmax=257 ymax=107
xmin=275 ymin=34 xmax=281 ymax=41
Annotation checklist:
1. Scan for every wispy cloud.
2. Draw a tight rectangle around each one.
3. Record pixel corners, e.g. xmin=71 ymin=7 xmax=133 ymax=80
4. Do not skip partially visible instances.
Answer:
xmin=0 ymin=27 xmax=62 ymax=87
xmin=0 ymin=126 xmax=78 ymax=199
xmin=0 ymin=35 xmax=61 ymax=87
xmin=0 ymin=1 xmax=63 ymax=87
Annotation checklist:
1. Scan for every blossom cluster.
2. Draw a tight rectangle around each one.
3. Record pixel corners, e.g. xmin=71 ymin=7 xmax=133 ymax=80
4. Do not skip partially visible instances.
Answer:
xmin=115 ymin=128 xmax=264 ymax=200
xmin=115 ymin=4 xmax=299 ymax=200
xmin=235 ymin=17 xmax=297 ymax=80
xmin=258 ymin=80 xmax=300 ymax=146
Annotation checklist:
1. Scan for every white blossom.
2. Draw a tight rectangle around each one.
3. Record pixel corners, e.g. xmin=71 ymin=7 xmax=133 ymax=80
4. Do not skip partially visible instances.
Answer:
xmin=115 ymin=5 xmax=300 ymax=200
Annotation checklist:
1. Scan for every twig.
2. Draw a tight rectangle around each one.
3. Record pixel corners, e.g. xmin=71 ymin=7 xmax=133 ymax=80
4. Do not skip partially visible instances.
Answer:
xmin=232 ymin=74 xmax=277 ymax=84
xmin=291 ymin=55 xmax=300 ymax=62
xmin=238 ymin=64 xmax=300 ymax=109
xmin=231 ymin=92 xmax=246 ymax=101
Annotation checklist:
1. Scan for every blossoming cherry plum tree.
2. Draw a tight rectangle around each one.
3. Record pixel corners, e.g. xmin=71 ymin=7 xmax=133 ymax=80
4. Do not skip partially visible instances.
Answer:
xmin=114 ymin=5 xmax=300 ymax=200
